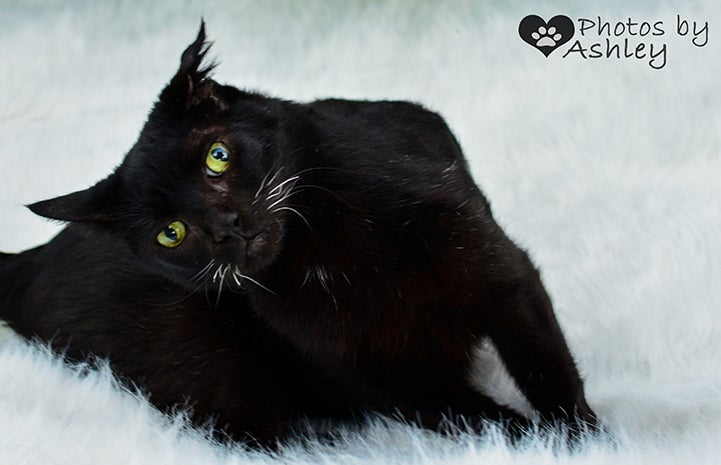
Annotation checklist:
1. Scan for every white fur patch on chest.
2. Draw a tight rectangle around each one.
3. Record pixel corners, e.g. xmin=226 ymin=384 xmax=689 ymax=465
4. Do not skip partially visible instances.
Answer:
xmin=467 ymin=338 xmax=538 ymax=420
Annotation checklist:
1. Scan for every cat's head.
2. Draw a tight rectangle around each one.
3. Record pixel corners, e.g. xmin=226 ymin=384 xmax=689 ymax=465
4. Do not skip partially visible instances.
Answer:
xmin=28 ymin=23 xmax=307 ymax=292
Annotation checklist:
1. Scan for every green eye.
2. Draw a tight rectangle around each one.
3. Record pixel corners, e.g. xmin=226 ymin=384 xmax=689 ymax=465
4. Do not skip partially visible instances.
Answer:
xmin=157 ymin=221 xmax=186 ymax=248
xmin=205 ymin=142 xmax=230 ymax=176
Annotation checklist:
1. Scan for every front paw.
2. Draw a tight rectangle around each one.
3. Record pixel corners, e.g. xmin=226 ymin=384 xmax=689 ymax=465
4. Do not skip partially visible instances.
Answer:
xmin=538 ymin=402 xmax=606 ymax=447
xmin=560 ymin=405 xmax=608 ymax=448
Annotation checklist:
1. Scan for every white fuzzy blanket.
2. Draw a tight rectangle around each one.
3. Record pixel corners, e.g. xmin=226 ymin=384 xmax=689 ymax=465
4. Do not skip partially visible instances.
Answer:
xmin=1 ymin=1 xmax=720 ymax=463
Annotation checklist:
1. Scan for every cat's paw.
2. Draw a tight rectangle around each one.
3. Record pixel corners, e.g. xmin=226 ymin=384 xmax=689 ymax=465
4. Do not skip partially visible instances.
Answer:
xmin=530 ymin=26 xmax=563 ymax=48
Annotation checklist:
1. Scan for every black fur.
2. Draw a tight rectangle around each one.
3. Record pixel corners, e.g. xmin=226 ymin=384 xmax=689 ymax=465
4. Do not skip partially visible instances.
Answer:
xmin=2 ymin=23 xmax=597 ymax=445
xmin=0 ymin=226 xmax=360 ymax=446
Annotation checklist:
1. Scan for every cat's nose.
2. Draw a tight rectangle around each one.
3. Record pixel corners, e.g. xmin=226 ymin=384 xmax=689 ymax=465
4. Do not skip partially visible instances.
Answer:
xmin=211 ymin=212 xmax=260 ymax=243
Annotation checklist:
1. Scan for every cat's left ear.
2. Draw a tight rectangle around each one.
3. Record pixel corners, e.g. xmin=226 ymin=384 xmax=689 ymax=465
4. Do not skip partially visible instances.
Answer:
xmin=158 ymin=20 xmax=219 ymax=111
xmin=27 ymin=175 xmax=123 ymax=224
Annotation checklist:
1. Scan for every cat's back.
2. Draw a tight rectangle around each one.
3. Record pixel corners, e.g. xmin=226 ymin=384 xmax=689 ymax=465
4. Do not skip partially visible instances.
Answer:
xmin=309 ymin=98 xmax=444 ymax=130
xmin=302 ymin=97 xmax=467 ymax=169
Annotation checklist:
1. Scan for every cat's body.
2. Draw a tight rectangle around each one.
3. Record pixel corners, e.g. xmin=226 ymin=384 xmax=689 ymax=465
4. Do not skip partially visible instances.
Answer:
xmin=0 ymin=24 xmax=597 ymax=444
xmin=0 ymin=225 xmax=355 ymax=444
xmin=246 ymin=98 xmax=592 ymax=427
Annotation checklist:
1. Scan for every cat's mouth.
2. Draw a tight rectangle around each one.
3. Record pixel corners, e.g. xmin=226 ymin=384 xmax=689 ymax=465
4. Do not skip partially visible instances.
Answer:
xmin=191 ymin=236 xmax=279 ymax=297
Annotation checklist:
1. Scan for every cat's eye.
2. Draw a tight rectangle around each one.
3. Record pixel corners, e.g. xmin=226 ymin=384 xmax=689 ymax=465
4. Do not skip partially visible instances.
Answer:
xmin=156 ymin=221 xmax=186 ymax=248
xmin=205 ymin=142 xmax=230 ymax=176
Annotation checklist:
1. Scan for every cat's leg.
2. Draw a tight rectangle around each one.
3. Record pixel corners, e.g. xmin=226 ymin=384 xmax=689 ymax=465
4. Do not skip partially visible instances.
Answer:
xmin=355 ymin=354 xmax=538 ymax=440
xmin=476 ymin=266 xmax=598 ymax=434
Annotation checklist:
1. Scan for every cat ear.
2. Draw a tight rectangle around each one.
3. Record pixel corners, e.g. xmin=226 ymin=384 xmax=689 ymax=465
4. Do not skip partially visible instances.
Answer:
xmin=159 ymin=20 xmax=218 ymax=110
xmin=27 ymin=175 xmax=122 ymax=224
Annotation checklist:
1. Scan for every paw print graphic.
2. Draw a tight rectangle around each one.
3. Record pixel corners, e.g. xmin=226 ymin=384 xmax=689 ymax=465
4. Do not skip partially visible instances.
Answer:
xmin=519 ymin=15 xmax=575 ymax=57
xmin=531 ymin=26 xmax=563 ymax=48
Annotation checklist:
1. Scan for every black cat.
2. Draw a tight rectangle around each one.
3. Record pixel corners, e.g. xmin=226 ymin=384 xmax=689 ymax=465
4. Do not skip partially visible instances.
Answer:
xmin=1 ymin=23 xmax=597 ymax=444
xmin=0 ymin=226 xmax=360 ymax=445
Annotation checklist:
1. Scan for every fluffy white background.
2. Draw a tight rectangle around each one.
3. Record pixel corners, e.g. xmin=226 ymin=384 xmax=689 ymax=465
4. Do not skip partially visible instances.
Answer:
xmin=1 ymin=0 xmax=720 ymax=463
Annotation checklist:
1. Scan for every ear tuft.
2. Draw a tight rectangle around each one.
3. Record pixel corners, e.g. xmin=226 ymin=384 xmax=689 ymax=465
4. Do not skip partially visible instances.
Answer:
xmin=179 ymin=19 xmax=216 ymax=83
xmin=160 ymin=20 xmax=218 ymax=109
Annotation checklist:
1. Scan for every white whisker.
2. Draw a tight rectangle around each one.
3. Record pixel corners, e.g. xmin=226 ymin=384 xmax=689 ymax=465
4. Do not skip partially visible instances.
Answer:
xmin=212 ymin=263 xmax=224 ymax=283
xmin=267 ymin=186 xmax=303 ymax=209
xmin=150 ymin=279 xmax=208 ymax=308
xmin=254 ymin=170 xmax=273 ymax=200
xmin=273 ymin=206 xmax=313 ymax=232
xmin=215 ymin=264 xmax=231 ymax=307
xmin=266 ymin=167 xmax=284 ymax=190
xmin=192 ymin=259 xmax=216 ymax=282
xmin=233 ymin=266 xmax=277 ymax=295
xmin=266 ymin=175 xmax=300 ymax=200
xmin=231 ymin=270 xmax=244 ymax=289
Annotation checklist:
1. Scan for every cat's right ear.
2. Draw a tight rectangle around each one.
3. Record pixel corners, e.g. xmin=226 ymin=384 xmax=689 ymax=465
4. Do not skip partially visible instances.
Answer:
xmin=27 ymin=175 xmax=123 ymax=224
xmin=158 ymin=20 xmax=216 ymax=111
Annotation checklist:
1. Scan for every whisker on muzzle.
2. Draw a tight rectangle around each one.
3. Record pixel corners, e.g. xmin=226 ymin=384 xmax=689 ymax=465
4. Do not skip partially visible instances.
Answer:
xmin=233 ymin=266 xmax=277 ymax=296
xmin=192 ymin=259 xmax=216 ymax=283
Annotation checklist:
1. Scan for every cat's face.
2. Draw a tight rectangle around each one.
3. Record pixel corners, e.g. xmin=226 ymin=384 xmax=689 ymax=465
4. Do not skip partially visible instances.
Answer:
xmin=28 ymin=24 xmax=302 ymax=292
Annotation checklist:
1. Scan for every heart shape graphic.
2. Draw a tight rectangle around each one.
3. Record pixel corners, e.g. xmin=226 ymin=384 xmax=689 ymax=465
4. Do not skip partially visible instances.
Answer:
xmin=519 ymin=15 xmax=575 ymax=57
